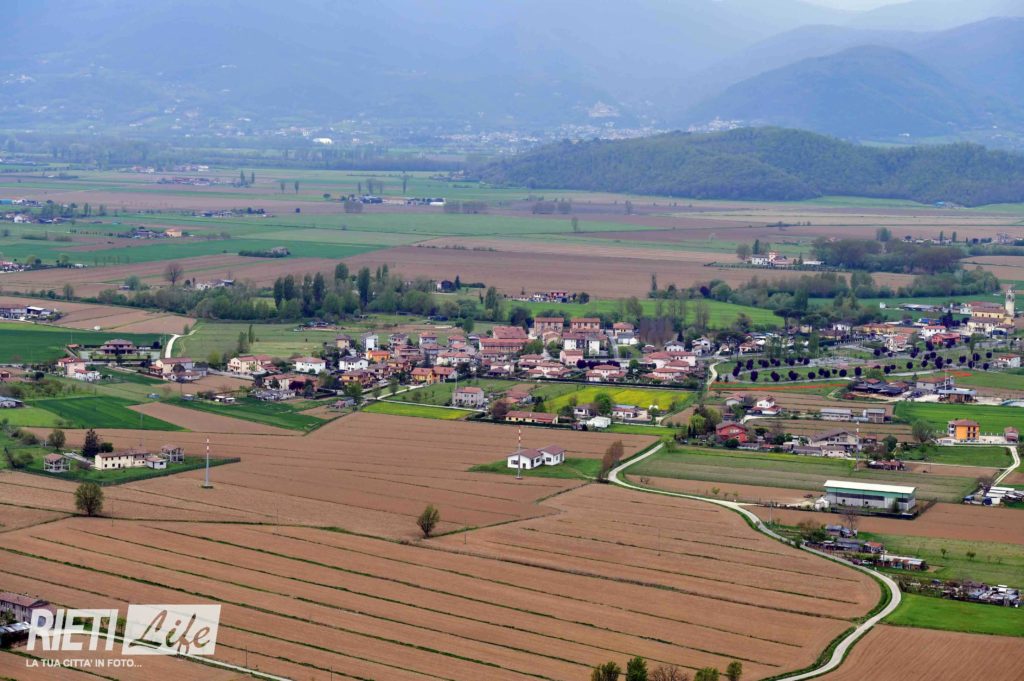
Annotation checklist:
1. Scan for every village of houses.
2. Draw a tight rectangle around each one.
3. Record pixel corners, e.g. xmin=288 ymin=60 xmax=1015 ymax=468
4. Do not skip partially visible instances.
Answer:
xmin=2 ymin=289 xmax=1023 ymax=642
xmin=2 ymin=287 xmax=1020 ymax=476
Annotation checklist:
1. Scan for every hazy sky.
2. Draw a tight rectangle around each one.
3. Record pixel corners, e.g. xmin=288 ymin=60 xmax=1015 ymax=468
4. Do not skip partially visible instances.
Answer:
xmin=804 ymin=0 xmax=903 ymax=8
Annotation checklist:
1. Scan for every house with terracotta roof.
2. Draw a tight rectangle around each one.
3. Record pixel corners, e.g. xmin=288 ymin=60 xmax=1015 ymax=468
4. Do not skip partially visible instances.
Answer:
xmin=410 ymin=367 xmax=437 ymax=384
xmin=452 ymin=386 xmax=487 ymax=408
xmin=948 ymin=419 xmax=980 ymax=442
xmin=716 ymin=422 xmax=748 ymax=443
xmin=532 ymin=317 xmax=565 ymax=336
xmin=228 ymin=354 xmax=275 ymax=375
xmin=570 ymin=318 xmax=601 ymax=333
xmin=611 ymin=404 xmax=650 ymax=422
xmin=505 ymin=410 xmax=558 ymax=425
xmin=559 ymin=349 xmax=584 ymax=366
xmin=587 ymin=364 xmax=625 ymax=382
xmin=527 ymin=362 xmax=571 ymax=379
xmin=0 ymin=592 xmax=54 ymax=625
xmin=366 ymin=348 xmax=391 ymax=363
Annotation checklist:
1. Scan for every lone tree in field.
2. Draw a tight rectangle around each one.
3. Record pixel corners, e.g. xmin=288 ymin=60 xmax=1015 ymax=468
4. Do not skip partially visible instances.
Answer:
xmin=650 ymin=665 xmax=687 ymax=681
xmin=164 ymin=262 xmax=184 ymax=287
xmin=725 ymin=661 xmax=743 ymax=681
xmin=591 ymin=661 xmax=622 ymax=681
xmin=47 ymin=429 xmax=66 ymax=451
xmin=417 ymin=504 xmax=440 ymax=538
xmin=626 ymin=656 xmax=648 ymax=681
xmin=695 ymin=668 xmax=719 ymax=681
xmin=81 ymin=428 xmax=101 ymax=458
xmin=74 ymin=482 xmax=104 ymax=517
xmin=911 ymin=419 xmax=935 ymax=444
xmin=598 ymin=440 xmax=625 ymax=481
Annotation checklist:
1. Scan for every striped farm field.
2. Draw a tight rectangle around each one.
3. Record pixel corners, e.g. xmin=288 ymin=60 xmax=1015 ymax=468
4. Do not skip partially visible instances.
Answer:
xmin=11 ymin=413 xmax=656 ymax=534
xmin=814 ymin=625 xmax=1024 ymax=681
xmin=0 ymin=484 xmax=880 ymax=681
xmin=0 ymin=410 xmax=888 ymax=679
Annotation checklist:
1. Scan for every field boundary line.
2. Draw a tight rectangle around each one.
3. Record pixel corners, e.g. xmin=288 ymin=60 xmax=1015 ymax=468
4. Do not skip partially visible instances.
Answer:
xmin=608 ymin=444 xmax=901 ymax=681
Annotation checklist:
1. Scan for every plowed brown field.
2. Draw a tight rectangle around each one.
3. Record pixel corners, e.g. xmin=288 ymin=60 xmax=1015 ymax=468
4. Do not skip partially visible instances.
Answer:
xmin=0 ymin=409 xmax=890 ymax=680
xmin=0 ymin=296 xmax=194 ymax=334
xmin=815 ymin=625 xmax=1024 ymax=681
xmin=343 ymin=245 xmax=881 ymax=297
xmin=0 ymin=483 xmax=878 ymax=681
xmin=10 ymin=412 xmax=655 ymax=535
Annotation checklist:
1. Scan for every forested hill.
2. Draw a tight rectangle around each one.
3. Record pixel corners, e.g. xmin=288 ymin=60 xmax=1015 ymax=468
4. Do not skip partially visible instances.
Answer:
xmin=477 ymin=128 xmax=1024 ymax=206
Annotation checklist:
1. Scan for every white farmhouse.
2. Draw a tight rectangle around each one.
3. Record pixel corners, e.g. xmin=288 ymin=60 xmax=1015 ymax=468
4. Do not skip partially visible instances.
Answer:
xmin=506 ymin=445 xmax=566 ymax=470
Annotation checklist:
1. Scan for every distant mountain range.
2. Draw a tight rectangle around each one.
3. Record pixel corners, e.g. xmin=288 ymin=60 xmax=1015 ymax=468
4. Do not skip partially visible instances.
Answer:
xmin=1 ymin=0 xmax=1023 ymax=145
xmin=477 ymin=127 xmax=1024 ymax=206
xmin=681 ymin=18 xmax=1024 ymax=143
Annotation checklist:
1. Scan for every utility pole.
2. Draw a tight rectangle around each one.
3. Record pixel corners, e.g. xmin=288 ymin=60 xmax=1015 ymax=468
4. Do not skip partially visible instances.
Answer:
xmin=516 ymin=426 xmax=524 ymax=477
xmin=202 ymin=437 xmax=213 ymax=488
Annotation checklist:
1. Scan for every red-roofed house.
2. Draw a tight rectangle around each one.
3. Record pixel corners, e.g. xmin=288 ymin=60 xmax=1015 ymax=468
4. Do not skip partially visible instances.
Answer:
xmin=716 ymin=422 xmax=748 ymax=443
xmin=570 ymin=318 xmax=601 ymax=333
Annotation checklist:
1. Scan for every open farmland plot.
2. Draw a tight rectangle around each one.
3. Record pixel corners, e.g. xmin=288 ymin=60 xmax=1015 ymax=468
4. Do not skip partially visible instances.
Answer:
xmin=0 ymin=296 xmax=195 ymax=334
xmin=167 ymin=396 xmax=328 ymax=431
xmin=755 ymin=417 xmax=915 ymax=440
xmin=0 ymin=322 xmax=163 ymax=363
xmin=344 ymin=244 xmax=867 ymax=302
xmin=757 ymin=503 xmax=1024 ymax=546
xmin=895 ymin=402 xmax=1024 ymax=435
xmin=532 ymin=383 xmax=695 ymax=414
xmin=629 ymin=446 xmax=975 ymax=502
xmin=814 ymin=625 xmax=1024 ymax=681
xmin=885 ymin=593 xmax=1024 ymax=637
xmin=0 ymin=508 xmax=870 ymax=681
xmin=28 ymin=395 xmax=183 ymax=430
xmin=11 ymin=413 xmax=655 ymax=535
xmin=363 ymin=401 xmax=471 ymax=419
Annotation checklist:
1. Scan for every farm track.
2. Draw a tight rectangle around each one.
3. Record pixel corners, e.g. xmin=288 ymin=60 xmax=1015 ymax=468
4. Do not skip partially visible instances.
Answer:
xmin=609 ymin=445 xmax=901 ymax=681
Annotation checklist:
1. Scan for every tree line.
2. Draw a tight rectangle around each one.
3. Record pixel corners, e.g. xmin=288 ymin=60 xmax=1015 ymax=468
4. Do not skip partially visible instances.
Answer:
xmin=476 ymin=127 xmax=1024 ymax=206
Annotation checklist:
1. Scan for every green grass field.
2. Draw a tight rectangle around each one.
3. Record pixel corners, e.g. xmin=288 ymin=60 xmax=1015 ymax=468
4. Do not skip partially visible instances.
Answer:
xmin=631 ymin=446 xmax=975 ymax=502
xmin=954 ymin=370 xmax=1024 ymax=391
xmin=886 ymin=593 xmax=1024 ymax=637
xmin=860 ymin=533 xmax=1024 ymax=588
xmin=362 ymin=401 xmax=469 ymax=420
xmin=0 ymin=322 xmax=164 ymax=363
xmin=173 ymin=318 xmax=422 ymax=359
xmin=168 ymin=397 xmax=326 ymax=431
xmin=531 ymin=383 xmax=694 ymax=415
xmin=605 ymin=423 xmax=676 ymax=438
xmin=26 ymin=454 xmax=231 ymax=485
xmin=29 ymin=396 xmax=182 ymax=430
xmin=470 ymin=457 xmax=602 ymax=480
xmin=512 ymin=298 xmax=780 ymax=329
xmin=895 ymin=402 xmax=1024 ymax=435
xmin=396 ymin=379 xmax=520 ymax=406
xmin=901 ymin=445 xmax=1011 ymax=468
xmin=0 ymin=405 xmax=63 ymax=428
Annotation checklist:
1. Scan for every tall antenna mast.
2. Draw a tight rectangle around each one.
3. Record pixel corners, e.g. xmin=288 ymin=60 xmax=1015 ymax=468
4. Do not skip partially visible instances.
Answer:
xmin=515 ymin=425 xmax=523 ymax=480
xmin=202 ymin=437 xmax=213 ymax=488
